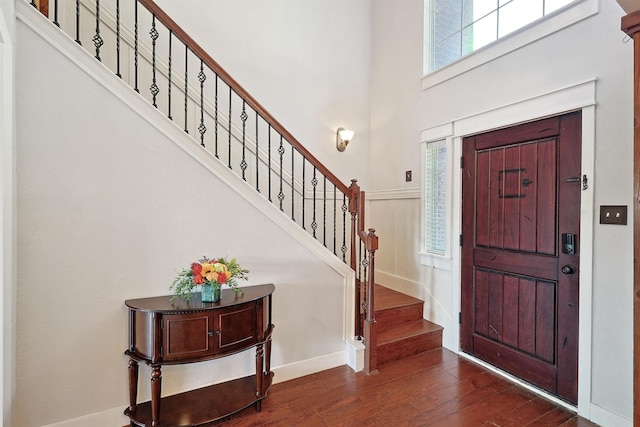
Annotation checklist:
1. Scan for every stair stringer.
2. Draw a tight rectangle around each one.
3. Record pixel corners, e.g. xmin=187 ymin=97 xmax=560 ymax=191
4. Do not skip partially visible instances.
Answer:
xmin=16 ymin=0 xmax=362 ymax=373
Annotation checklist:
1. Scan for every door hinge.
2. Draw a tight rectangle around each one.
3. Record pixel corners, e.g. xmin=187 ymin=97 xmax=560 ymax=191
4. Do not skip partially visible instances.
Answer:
xmin=459 ymin=234 xmax=463 ymax=247
xmin=459 ymin=312 xmax=462 ymax=324
xmin=460 ymin=156 xmax=464 ymax=169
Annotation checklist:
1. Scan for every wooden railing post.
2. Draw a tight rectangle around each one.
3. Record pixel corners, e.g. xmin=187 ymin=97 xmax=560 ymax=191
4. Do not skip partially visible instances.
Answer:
xmin=348 ymin=179 xmax=361 ymax=338
xmin=364 ymin=228 xmax=379 ymax=375
xmin=348 ymin=179 xmax=360 ymax=271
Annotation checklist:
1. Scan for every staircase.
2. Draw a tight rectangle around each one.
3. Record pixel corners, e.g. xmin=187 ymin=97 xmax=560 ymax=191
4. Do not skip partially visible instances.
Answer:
xmin=24 ymin=0 xmax=442 ymax=375
xmin=374 ymin=285 xmax=443 ymax=365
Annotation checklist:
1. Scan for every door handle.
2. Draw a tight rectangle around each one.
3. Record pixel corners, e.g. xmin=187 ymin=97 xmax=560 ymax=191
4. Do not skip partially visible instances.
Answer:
xmin=561 ymin=265 xmax=576 ymax=274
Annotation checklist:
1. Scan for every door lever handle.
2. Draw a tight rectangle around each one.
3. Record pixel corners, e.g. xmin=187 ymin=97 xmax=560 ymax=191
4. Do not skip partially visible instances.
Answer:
xmin=561 ymin=265 xmax=576 ymax=275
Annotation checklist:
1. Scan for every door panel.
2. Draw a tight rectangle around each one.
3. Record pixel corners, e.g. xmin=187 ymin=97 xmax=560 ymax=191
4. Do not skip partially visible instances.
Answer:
xmin=461 ymin=112 xmax=581 ymax=404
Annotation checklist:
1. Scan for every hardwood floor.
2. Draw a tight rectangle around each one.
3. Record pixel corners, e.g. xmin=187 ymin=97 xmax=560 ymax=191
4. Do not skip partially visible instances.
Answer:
xmin=215 ymin=348 xmax=598 ymax=426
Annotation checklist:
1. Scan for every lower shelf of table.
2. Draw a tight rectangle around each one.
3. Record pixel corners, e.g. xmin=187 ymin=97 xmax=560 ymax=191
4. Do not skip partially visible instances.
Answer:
xmin=125 ymin=373 xmax=274 ymax=427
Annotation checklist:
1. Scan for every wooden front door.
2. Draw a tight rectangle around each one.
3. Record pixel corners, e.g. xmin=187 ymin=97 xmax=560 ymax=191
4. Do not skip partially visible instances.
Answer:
xmin=461 ymin=112 xmax=581 ymax=404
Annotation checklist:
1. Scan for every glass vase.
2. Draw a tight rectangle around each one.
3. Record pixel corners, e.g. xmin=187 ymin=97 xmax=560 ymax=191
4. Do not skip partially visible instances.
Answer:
xmin=201 ymin=283 xmax=221 ymax=303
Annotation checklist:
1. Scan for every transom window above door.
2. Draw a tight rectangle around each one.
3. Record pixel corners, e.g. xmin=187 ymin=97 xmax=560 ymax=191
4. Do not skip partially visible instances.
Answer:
xmin=424 ymin=0 xmax=578 ymax=74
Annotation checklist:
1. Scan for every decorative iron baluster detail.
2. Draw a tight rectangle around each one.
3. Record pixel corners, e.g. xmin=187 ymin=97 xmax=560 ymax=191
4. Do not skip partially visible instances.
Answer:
xmin=228 ymin=88 xmax=233 ymax=169
xmin=323 ymin=176 xmax=327 ymax=247
xmin=277 ymin=137 xmax=285 ymax=211
xmin=256 ymin=112 xmax=260 ymax=192
xmin=311 ymin=167 xmax=318 ymax=238
xmin=268 ymin=126 xmax=272 ymax=202
xmin=341 ymin=195 xmax=348 ymax=262
xmin=183 ymin=47 xmax=188 ymax=133
xmin=240 ymin=102 xmax=248 ymax=179
xmin=93 ymin=0 xmax=104 ymax=61
xmin=333 ymin=185 xmax=337 ymax=255
xmin=291 ymin=146 xmax=295 ymax=221
xmin=115 ymin=0 xmax=121 ymax=77
xmin=30 ymin=1 xmax=35 ymax=8
xmin=214 ymin=76 xmax=219 ymax=158
xmin=149 ymin=16 xmax=160 ymax=107
xmin=302 ymin=157 xmax=306 ymax=230
xmin=75 ymin=0 xmax=81 ymax=45
xmin=167 ymin=30 xmax=172 ymax=119
xmin=198 ymin=60 xmax=207 ymax=146
xmin=53 ymin=0 xmax=59 ymax=27
xmin=133 ymin=1 xmax=138 ymax=92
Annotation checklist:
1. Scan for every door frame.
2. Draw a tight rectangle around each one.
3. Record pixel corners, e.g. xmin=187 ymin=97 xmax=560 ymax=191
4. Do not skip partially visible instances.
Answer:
xmin=420 ymin=79 xmax=596 ymax=415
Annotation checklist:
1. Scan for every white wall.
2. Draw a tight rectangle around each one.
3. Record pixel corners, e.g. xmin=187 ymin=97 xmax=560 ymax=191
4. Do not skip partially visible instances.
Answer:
xmin=0 ymin=0 xmax=15 ymax=426
xmin=370 ymin=0 xmax=633 ymax=424
xmin=15 ymin=12 xmax=351 ymax=426
xmin=154 ymin=0 xmax=373 ymax=189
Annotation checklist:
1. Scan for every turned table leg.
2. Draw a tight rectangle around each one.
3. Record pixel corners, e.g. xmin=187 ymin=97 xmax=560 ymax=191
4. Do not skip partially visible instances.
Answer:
xmin=151 ymin=365 xmax=162 ymax=426
xmin=255 ymin=343 xmax=264 ymax=412
xmin=128 ymin=358 xmax=139 ymax=413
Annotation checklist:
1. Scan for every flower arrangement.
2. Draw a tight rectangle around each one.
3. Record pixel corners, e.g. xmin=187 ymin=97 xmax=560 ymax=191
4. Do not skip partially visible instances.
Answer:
xmin=171 ymin=256 xmax=248 ymax=301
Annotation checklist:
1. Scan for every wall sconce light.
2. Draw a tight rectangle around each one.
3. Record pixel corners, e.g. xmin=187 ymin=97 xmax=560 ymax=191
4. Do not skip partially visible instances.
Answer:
xmin=336 ymin=128 xmax=355 ymax=152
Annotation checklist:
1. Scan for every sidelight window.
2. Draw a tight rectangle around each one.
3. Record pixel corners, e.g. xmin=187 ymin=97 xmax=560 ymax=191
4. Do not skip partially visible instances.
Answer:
xmin=423 ymin=140 xmax=448 ymax=257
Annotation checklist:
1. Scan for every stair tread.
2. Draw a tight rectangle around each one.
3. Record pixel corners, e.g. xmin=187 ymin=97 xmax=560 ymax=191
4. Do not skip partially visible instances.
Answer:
xmin=377 ymin=319 xmax=443 ymax=346
xmin=374 ymin=284 xmax=424 ymax=312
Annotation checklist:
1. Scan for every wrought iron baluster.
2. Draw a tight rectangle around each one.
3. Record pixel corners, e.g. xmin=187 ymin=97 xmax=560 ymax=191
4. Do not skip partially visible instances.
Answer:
xmin=214 ymin=76 xmax=219 ymax=158
xmin=149 ymin=15 xmax=160 ymax=107
xmin=311 ymin=167 xmax=318 ymax=238
xmin=291 ymin=146 xmax=295 ymax=221
xmin=134 ymin=1 xmax=138 ymax=92
xmin=93 ymin=0 xmax=104 ymax=61
xmin=256 ymin=112 xmax=260 ymax=192
xmin=268 ymin=126 xmax=272 ymax=202
xmin=198 ymin=60 xmax=207 ymax=146
xmin=183 ymin=46 xmax=188 ymax=133
xmin=53 ymin=0 xmax=59 ymax=27
xmin=323 ymin=176 xmax=327 ymax=247
xmin=333 ymin=185 xmax=337 ymax=255
xmin=302 ymin=157 xmax=306 ymax=230
xmin=228 ymin=88 xmax=232 ymax=169
xmin=30 ymin=0 xmax=35 ymax=7
xmin=277 ymin=136 xmax=285 ymax=211
xmin=75 ymin=0 xmax=81 ymax=45
xmin=342 ymin=194 xmax=348 ymax=262
xmin=167 ymin=30 xmax=172 ymax=119
xmin=115 ymin=0 xmax=121 ymax=77
xmin=240 ymin=101 xmax=248 ymax=179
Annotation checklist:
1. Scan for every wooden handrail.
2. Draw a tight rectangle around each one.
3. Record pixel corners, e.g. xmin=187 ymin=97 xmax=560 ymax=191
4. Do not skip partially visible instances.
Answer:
xmin=138 ymin=0 xmax=350 ymax=196
xmin=28 ymin=0 xmax=379 ymax=372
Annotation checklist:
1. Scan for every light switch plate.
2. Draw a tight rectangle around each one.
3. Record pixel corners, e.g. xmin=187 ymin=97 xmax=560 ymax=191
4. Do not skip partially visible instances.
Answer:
xmin=599 ymin=205 xmax=627 ymax=225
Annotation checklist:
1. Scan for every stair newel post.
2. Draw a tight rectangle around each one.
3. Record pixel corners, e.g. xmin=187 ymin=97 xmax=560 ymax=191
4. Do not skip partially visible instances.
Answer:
xmin=348 ymin=180 xmax=360 ymax=271
xmin=348 ymin=179 xmax=361 ymax=338
xmin=364 ymin=228 xmax=379 ymax=375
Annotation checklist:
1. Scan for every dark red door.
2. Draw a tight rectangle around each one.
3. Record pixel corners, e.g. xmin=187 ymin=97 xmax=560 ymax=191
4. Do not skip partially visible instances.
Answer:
xmin=461 ymin=112 xmax=581 ymax=404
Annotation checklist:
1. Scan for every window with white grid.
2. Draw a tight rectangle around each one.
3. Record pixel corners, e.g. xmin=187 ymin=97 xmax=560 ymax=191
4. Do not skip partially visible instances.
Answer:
xmin=424 ymin=0 xmax=578 ymax=73
xmin=424 ymin=140 xmax=448 ymax=255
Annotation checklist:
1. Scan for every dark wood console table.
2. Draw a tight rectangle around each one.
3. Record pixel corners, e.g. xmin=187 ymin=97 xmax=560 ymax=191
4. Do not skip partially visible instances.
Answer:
xmin=124 ymin=284 xmax=275 ymax=427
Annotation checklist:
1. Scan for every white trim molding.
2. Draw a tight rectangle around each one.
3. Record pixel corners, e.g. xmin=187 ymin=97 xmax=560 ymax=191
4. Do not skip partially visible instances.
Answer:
xmin=420 ymin=77 xmax=597 ymax=419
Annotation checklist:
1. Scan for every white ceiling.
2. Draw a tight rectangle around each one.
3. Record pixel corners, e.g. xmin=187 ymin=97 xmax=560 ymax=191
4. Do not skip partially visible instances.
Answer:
xmin=617 ymin=0 xmax=640 ymax=14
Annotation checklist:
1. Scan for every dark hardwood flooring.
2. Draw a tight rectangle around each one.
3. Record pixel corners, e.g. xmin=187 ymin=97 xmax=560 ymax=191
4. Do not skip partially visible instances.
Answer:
xmin=215 ymin=348 xmax=598 ymax=426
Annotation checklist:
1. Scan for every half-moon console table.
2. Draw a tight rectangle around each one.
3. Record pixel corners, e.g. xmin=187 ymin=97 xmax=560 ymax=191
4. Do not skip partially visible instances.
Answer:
xmin=124 ymin=283 xmax=275 ymax=427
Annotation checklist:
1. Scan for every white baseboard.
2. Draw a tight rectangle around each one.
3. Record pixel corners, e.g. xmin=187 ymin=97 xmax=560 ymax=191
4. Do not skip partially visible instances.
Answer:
xmin=43 ymin=350 xmax=351 ymax=426
xmin=272 ymin=350 xmax=348 ymax=384
xmin=345 ymin=338 xmax=365 ymax=372
xmin=41 ymin=407 xmax=128 ymax=427
xmin=375 ymin=270 xmax=421 ymax=299
xmin=588 ymin=403 xmax=633 ymax=427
